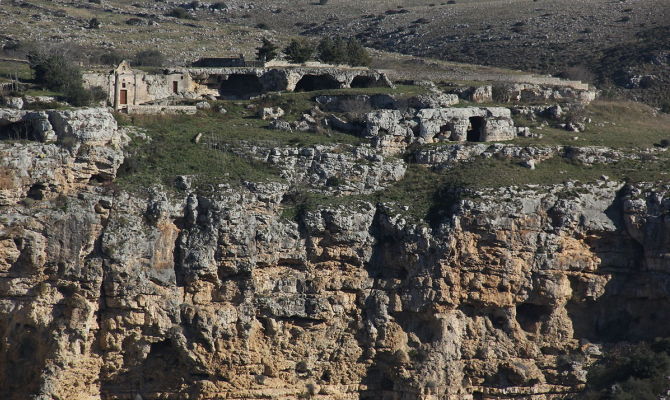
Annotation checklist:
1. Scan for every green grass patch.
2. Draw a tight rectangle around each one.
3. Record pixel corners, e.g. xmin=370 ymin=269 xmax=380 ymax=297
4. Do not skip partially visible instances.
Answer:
xmin=0 ymin=60 xmax=31 ymax=81
xmin=515 ymin=101 xmax=670 ymax=149
xmin=115 ymin=112 xmax=282 ymax=193
xmin=254 ymin=84 xmax=427 ymax=121
xmin=280 ymin=151 xmax=670 ymax=226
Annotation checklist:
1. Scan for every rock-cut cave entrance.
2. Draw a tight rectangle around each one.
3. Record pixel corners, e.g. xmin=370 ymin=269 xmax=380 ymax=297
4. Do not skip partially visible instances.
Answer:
xmin=350 ymin=75 xmax=377 ymax=88
xmin=219 ymin=74 xmax=263 ymax=99
xmin=294 ymin=74 xmax=341 ymax=91
xmin=0 ymin=120 xmax=41 ymax=141
xmin=467 ymin=116 xmax=485 ymax=142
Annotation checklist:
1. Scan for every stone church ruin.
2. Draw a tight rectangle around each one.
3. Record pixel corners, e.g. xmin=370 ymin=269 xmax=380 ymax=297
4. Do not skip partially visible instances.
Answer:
xmin=83 ymin=60 xmax=392 ymax=112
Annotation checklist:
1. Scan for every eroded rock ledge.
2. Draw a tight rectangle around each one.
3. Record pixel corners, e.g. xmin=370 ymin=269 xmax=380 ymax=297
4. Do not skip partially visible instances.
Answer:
xmin=0 ymin=108 xmax=668 ymax=400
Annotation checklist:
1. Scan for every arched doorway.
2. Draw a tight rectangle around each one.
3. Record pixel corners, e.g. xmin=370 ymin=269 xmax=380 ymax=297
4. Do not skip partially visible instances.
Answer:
xmin=219 ymin=74 xmax=263 ymax=99
xmin=294 ymin=74 xmax=341 ymax=91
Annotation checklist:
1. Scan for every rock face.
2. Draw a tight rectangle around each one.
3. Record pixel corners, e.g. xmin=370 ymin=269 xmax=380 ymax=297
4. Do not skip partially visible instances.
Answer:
xmin=1 ymin=108 xmax=669 ymax=400
xmin=362 ymin=107 xmax=519 ymax=154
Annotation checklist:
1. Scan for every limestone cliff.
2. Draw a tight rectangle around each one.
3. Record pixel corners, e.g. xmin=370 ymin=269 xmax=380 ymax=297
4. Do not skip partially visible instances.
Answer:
xmin=1 ymin=108 xmax=668 ymax=400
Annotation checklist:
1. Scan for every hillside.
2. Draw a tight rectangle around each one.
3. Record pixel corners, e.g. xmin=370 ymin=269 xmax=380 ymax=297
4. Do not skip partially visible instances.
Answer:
xmin=1 ymin=1 xmax=670 ymax=399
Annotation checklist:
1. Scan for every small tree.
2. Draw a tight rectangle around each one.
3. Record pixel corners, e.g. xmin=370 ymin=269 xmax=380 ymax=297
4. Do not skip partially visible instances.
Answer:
xmin=346 ymin=38 xmax=371 ymax=67
xmin=256 ymin=38 xmax=278 ymax=62
xmin=27 ymin=51 xmax=95 ymax=106
xmin=317 ymin=37 xmax=347 ymax=64
xmin=99 ymin=50 xmax=125 ymax=66
xmin=88 ymin=18 xmax=101 ymax=29
xmin=284 ymin=39 xmax=314 ymax=64
xmin=134 ymin=50 xmax=165 ymax=67
xmin=167 ymin=7 xmax=193 ymax=19
xmin=28 ymin=52 xmax=82 ymax=93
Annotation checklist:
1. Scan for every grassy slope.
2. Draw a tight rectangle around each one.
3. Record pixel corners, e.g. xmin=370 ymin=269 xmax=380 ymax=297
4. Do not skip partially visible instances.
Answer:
xmin=115 ymin=85 xmax=426 ymax=192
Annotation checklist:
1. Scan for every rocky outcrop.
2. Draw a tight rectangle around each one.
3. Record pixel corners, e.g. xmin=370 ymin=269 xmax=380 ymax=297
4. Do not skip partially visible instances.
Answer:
xmin=1 ymin=107 xmax=669 ymax=400
xmin=0 ymin=107 xmax=125 ymax=205
xmin=362 ymin=107 xmax=520 ymax=154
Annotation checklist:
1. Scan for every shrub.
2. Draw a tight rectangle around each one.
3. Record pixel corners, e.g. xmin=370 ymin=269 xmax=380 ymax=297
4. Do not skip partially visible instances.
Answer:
xmin=560 ymin=65 xmax=596 ymax=83
xmin=284 ymin=39 xmax=314 ymax=64
xmin=99 ymin=50 xmax=125 ymax=66
xmin=28 ymin=52 xmax=82 ymax=93
xmin=256 ymin=23 xmax=269 ymax=30
xmin=89 ymin=86 xmax=108 ymax=103
xmin=166 ymin=7 xmax=193 ymax=19
xmin=317 ymin=37 xmax=347 ymax=64
xmin=211 ymin=2 xmax=227 ymax=10
xmin=492 ymin=85 xmax=510 ymax=102
xmin=659 ymin=139 xmax=670 ymax=148
xmin=88 ymin=18 xmax=101 ymax=29
xmin=63 ymin=85 xmax=92 ymax=107
xmin=134 ymin=50 xmax=165 ymax=67
xmin=345 ymin=38 xmax=371 ymax=66
xmin=319 ymin=0 xmax=329 ymax=4
xmin=256 ymin=38 xmax=278 ymax=62
xmin=579 ymin=341 xmax=670 ymax=400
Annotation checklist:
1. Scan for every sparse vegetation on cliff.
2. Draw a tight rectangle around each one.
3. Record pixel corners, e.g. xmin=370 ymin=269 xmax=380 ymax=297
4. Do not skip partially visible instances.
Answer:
xmin=579 ymin=339 xmax=670 ymax=400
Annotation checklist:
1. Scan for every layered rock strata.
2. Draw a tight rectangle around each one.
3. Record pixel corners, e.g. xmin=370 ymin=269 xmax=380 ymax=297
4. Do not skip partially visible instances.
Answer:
xmin=0 ymin=108 xmax=668 ymax=400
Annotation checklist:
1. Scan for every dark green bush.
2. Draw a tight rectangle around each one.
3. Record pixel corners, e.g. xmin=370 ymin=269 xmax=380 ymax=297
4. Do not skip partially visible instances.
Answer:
xmin=284 ymin=39 xmax=314 ymax=64
xmin=579 ymin=340 xmax=670 ymax=400
xmin=28 ymin=52 xmax=82 ymax=93
xmin=88 ymin=18 xmax=101 ymax=29
xmin=317 ymin=37 xmax=371 ymax=66
xmin=317 ymin=37 xmax=347 ymax=64
xmin=256 ymin=38 xmax=278 ymax=62
xmin=99 ymin=50 xmax=125 ymax=66
xmin=134 ymin=50 xmax=165 ymax=67
xmin=28 ymin=52 xmax=105 ymax=107
xmin=166 ymin=7 xmax=193 ymax=19
xmin=345 ymin=38 xmax=371 ymax=66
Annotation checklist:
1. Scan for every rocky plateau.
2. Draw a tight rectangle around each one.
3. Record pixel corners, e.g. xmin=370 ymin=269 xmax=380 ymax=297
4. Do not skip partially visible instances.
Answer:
xmin=0 ymin=106 xmax=669 ymax=400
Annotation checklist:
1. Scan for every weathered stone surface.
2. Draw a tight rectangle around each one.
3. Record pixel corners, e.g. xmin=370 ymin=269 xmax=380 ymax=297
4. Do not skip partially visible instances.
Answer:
xmin=1 ymin=108 xmax=669 ymax=400
xmin=0 ymin=107 xmax=125 ymax=205
xmin=259 ymin=106 xmax=285 ymax=120
xmin=407 ymin=92 xmax=459 ymax=109
xmin=363 ymin=106 xmax=518 ymax=152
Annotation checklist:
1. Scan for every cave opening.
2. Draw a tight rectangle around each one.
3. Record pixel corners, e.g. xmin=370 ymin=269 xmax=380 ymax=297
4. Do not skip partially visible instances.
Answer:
xmin=0 ymin=120 xmax=41 ymax=141
xmin=467 ymin=116 xmax=485 ymax=142
xmin=26 ymin=183 xmax=47 ymax=200
xmin=516 ymin=302 xmax=552 ymax=333
xmin=435 ymin=124 xmax=452 ymax=141
xmin=350 ymin=75 xmax=377 ymax=88
xmin=294 ymin=74 xmax=341 ymax=91
xmin=219 ymin=74 xmax=263 ymax=99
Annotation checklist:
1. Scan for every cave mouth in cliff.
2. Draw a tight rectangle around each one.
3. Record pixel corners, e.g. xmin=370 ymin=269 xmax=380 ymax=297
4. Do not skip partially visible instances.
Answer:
xmin=219 ymin=74 xmax=263 ymax=99
xmin=294 ymin=74 xmax=341 ymax=91
xmin=350 ymin=75 xmax=377 ymax=88
xmin=516 ymin=302 xmax=552 ymax=333
xmin=467 ymin=117 xmax=485 ymax=142
xmin=0 ymin=120 xmax=41 ymax=141
xmin=436 ymin=124 xmax=452 ymax=141
xmin=26 ymin=183 xmax=47 ymax=200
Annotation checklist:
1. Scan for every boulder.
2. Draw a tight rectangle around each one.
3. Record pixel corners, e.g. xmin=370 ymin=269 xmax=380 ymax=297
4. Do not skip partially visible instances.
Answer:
xmin=268 ymin=119 xmax=292 ymax=131
xmin=259 ymin=106 xmax=285 ymax=120
xmin=2 ymin=97 xmax=24 ymax=110
xmin=407 ymin=93 xmax=459 ymax=109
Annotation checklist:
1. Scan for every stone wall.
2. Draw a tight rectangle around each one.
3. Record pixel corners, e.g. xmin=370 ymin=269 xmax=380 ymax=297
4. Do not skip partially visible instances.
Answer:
xmin=126 ymin=105 xmax=198 ymax=115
